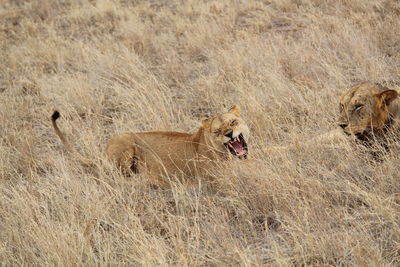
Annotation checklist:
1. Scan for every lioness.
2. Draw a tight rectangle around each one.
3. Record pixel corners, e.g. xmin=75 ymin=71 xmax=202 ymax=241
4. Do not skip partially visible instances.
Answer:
xmin=337 ymin=82 xmax=399 ymax=144
xmin=265 ymin=82 xmax=400 ymax=154
xmin=51 ymin=105 xmax=249 ymax=187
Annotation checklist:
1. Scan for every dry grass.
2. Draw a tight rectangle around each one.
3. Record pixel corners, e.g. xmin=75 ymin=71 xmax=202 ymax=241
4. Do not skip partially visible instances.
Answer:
xmin=1 ymin=0 xmax=400 ymax=265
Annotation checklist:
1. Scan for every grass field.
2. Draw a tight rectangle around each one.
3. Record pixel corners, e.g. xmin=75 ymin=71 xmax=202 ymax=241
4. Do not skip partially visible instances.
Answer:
xmin=1 ymin=0 xmax=400 ymax=265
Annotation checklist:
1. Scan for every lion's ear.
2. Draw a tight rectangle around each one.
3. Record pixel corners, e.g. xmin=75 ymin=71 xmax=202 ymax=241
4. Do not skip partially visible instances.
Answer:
xmin=228 ymin=105 xmax=240 ymax=117
xmin=201 ymin=118 xmax=212 ymax=128
xmin=377 ymin=90 xmax=398 ymax=106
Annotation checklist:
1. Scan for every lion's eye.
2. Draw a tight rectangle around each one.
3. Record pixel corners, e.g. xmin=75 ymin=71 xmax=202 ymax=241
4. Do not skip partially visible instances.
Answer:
xmin=213 ymin=129 xmax=221 ymax=135
xmin=230 ymin=119 xmax=237 ymax=126
xmin=353 ymin=104 xmax=363 ymax=112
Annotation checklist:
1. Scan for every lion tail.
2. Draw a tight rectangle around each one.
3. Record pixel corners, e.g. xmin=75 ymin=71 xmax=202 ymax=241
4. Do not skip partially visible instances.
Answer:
xmin=51 ymin=111 xmax=92 ymax=167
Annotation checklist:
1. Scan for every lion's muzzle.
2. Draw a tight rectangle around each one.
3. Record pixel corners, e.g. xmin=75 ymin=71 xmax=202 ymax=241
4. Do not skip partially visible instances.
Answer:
xmin=224 ymin=132 xmax=248 ymax=159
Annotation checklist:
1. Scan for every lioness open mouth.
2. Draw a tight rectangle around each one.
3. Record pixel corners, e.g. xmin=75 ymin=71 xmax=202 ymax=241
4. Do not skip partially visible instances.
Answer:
xmin=224 ymin=133 xmax=248 ymax=158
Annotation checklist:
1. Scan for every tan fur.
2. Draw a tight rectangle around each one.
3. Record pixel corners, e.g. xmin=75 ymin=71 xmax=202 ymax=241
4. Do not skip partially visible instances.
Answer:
xmin=51 ymin=106 xmax=250 ymax=187
xmin=264 ymin=128 xmax=349 ymax=154
xmin=337 ymin=82 xmax=399 ymax=141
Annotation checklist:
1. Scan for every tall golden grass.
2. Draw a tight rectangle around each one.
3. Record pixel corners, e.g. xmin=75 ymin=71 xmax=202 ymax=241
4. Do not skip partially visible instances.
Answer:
xmin=1 ymin=0 xmax=400 ymax=265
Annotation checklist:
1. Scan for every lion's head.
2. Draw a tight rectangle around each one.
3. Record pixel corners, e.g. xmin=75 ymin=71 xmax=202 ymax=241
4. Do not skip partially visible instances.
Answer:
xmin=338 ymin=82 xmax=398 ymax=141
xmin=200 ymin=105 xmax=249 ymax=159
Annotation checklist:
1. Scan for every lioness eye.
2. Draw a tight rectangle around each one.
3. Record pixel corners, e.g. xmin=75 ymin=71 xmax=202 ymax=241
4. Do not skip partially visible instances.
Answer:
xmin=230 ymin=119 xmax=237 ymax=126
xmin=353 ymin=104 xmax=363 ymax=112
xmin=213 ymin=130 xmax=221 ymax=135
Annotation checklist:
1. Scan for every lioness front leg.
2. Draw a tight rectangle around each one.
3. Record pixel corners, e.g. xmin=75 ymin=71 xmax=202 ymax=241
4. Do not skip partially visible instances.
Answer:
xmin=264 ymin=129 xmax=349 ymax=153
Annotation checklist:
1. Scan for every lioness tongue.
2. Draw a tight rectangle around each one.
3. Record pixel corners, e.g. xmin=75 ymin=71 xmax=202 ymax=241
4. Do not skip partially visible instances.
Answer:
xmin=231 ymin=141 xmax=245 ymax=155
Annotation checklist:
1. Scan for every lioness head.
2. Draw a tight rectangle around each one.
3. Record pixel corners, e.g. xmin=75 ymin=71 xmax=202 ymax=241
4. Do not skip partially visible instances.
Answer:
xmin=338 ymin=82 xmax=398 ymax=140
xmin=201 ymin=105 xmax=249 ymax=159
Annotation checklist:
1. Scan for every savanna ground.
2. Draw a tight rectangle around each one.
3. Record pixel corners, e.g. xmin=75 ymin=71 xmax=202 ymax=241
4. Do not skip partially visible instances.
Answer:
xmin=1 ymin=0 xmax=400 ymax=265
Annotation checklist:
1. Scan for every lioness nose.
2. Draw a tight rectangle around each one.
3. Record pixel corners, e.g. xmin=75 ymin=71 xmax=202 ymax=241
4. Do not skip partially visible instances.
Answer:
xmin=338 ymin=123 xmax=348 ymax=129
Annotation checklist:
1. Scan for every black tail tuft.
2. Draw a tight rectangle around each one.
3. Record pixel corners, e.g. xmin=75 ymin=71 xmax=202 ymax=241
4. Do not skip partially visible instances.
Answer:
xmin=51 ymin=111 xmax=60 ymax=121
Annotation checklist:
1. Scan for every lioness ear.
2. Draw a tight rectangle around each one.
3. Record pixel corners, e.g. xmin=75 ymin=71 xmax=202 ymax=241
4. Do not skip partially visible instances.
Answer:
xmin=377 ymin=90 xmax=398 ymax=106
xmin=201 ymin=118 xmax=211 ymax=128
xmin=228 ymin=105 xmax=240 ymax=117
